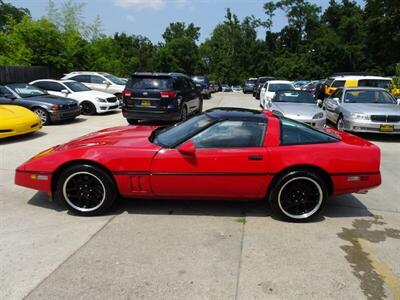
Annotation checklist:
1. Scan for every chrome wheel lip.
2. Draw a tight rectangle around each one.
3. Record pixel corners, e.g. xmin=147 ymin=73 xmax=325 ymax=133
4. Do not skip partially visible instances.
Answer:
xmin=62 ymin=171 xmax=106 ymax=212
xmin=277 ymin=177 xmax=323 ymax=220
xmin=34 ymin=109 xmax=47 ymax=123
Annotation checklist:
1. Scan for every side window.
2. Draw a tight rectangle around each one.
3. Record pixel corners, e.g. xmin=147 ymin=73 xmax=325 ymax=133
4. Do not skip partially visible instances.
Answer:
xmin=188 ymin=79 xmax=196 ymax=90
xmin=71 ymin=75 xmax=90 ymax=83
xmin=330 ymin=88 xmax=343 ymax=100
xmin=0 ymin=86 xmax=12 ymax=96
xmin=280 ymin=118 xmax=338 ymax=146
xmin=332 ymin=80 xmax=345 ymax=88
xmin=174 ymin=78 xmax=185 ymax=90
xmin=189 ymin=121 xmax=266 ymax=148
xmin=91 ymin=75 xmax=105 ymax=84
xmin=38 ymin=82 xmax=64 ymax=92
xmin=31 ymin=81 xmax=50 ymax=90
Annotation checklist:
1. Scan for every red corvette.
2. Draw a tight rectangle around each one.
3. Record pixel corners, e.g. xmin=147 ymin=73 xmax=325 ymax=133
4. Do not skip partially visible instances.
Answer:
xmin=15 ymin=108 xmax=381 ymax=221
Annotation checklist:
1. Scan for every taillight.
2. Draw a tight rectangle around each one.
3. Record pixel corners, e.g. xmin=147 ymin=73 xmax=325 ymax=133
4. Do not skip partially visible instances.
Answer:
xmin=160 ymin=91 xmax=177 ymax=99
xmin=122 ymin=89 xmax=132 ymax=97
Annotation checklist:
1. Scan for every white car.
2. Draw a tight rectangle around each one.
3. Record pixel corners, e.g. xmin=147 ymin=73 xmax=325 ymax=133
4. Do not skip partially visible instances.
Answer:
xmin=61 ymin=71 xmax=126 ymax=101
xmin=30 ymin=79 xmax=120 ymax=115
xmin=260 ymin=80 xmax=295 ymax=108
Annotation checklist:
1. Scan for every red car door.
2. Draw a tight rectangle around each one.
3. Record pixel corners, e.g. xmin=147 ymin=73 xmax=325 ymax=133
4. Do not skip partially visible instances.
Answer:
xmin=150 ymin=120 xmax=271 ymax=199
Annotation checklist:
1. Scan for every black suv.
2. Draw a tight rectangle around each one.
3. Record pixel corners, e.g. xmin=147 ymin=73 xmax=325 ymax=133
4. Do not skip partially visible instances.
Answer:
xmin=253 ymin=76 xmax=275 ymax=99
xmin=122 ymin=73 xmax=202 ymax=124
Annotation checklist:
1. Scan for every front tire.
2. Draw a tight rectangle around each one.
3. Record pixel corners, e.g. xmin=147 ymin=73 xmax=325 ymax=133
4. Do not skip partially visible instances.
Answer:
xmin=336 ymin=116 xmax=345 ymax=131
xmin=55 ymin=165 xmax=117 ymax=216
xmin=268 ymin=171 xmax=327 ymax=222
xmin=33 ymin=108 xmax=50 ymax=125
xmin=80 ymin=101 xmax=97 ymax=115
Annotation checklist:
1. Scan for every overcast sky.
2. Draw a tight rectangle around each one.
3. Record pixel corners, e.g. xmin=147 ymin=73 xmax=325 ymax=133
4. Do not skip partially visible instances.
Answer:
xmin=12 ymin=0 xmax=361 ymax=42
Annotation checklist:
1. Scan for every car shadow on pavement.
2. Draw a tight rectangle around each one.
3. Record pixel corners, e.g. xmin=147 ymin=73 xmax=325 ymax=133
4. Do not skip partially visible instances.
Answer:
xmin=0 ymin=131 xmax=47 ymax=145
xmin=47 ymin=117 xmax=87 ymax=126
xmin=27 ymin=191 xmax=373 ymax=222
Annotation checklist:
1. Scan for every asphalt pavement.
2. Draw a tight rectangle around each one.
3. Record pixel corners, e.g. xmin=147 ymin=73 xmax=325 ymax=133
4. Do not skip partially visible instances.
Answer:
xmin=1 ymin=92 xmax=399 ymax=299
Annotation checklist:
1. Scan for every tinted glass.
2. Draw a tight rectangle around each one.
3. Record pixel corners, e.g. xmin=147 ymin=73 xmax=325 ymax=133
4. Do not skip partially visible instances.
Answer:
xmin=34 ymin=81 xmax=64 ymax=92
xmin=0 ymin=86 xmax=13 ymax=96
xmin=91 ymin=75 xmax=105 ymax=84
xmin=7 ymin=84 xmax=47 ymax=98
xmin=273 ymin=91 xmax=315 ymax=103
xmin=153 ymin=114 xmax=215 ymax=147
xmin=358 ymin=79 xmax=391 ymax=89
xmin=103 ymin=74 xmax=126 ymax=85
xmin=330 ymin=88 xmax=343 ymax=100
xmin=245 ymin=79 xmax=256 ymax=85
xmin=343 ymin=90 xmax=396 ymax=104
xmin=332 ymin=80 xmax=345 ymax=87
xmin=268 ymin=83 xmax=294 ymax=92
xmin=190 ymin=121 xmax=265 ymax=148
xmin=64 ymin=81 xmax=91 ymax=92
xmin=128 ymin=76 xmax=173 ymax=90
xmin=280 ymin=117 xmax=339 ymax=145
xmin=71 ymin=75 xmax=90 ymax=83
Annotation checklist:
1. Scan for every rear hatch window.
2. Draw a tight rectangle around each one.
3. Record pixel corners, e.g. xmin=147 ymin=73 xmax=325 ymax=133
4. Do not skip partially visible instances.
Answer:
xmin=124 ymin=76 xmax=174 ymax=111
xmin=127 ymin=76 xmax=173 ymax=90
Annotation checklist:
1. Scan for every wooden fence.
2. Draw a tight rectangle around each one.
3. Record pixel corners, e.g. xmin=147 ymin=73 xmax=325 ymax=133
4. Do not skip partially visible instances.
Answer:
xmin=0 ymin=66 xmax=64 ymax=84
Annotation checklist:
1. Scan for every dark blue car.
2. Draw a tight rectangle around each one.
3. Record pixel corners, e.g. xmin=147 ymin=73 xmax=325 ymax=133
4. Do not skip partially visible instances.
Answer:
xmin=0 ymin=84 xmax=81 ymax=125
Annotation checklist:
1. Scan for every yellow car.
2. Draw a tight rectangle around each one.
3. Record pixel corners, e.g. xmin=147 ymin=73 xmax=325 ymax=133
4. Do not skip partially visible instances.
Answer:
xmin=0 ymin=105 xmax=42 ymax=139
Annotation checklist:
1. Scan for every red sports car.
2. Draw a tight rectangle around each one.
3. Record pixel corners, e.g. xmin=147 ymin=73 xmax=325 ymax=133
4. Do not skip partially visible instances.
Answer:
xmin=15 ymin=108 xmax=381 ymax=221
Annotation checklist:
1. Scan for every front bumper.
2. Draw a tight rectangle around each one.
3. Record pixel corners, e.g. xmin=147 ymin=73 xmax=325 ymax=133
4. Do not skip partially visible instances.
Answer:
xmin=15 ymin=169 xmax=53 ymax=193
xmin=97 ymin=103 xmax=120 ymax=113
xmin=49 ymin=108 xmax=81 ymax=122
xmin=0 ymin=122 xmax=41 ymax=139
xmin=344 ymin=119 xmax=400 ymax=134
xmin=122 ymin=108 xmax=181 ymax=121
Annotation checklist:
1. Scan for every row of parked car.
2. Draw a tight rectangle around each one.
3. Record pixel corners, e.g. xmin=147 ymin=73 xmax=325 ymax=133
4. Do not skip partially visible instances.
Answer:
xmin=1 ymin=71 xmax=221 ymax=138
xmin=245 ymin=74 xmax=400 ymax=134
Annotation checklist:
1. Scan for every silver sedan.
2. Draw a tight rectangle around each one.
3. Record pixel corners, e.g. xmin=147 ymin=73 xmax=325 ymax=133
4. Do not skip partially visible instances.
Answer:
xmin=265 ymin=90 xmax=326 ymax=128
xmin=324 ymin=87 xmax=400 ymax=134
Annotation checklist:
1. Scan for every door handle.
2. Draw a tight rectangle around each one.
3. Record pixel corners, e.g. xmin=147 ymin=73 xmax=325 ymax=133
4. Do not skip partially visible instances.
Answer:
xmin=248 ymin=155 xmax=263 ymax=161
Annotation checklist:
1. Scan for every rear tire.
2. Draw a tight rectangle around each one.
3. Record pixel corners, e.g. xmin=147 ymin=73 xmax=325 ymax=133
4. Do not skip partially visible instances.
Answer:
xmin=197 ymin=99 xmax=203 ymax=114
xmin=180 ymin=105 xmax=188 ymax=121
xmin=268 ymin=171 xmax=327 ymax=222
xmin=55 ymin=165 xmax=117 ymax=216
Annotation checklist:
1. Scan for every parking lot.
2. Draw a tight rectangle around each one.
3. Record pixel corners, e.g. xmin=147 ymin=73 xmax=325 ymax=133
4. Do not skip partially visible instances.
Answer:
xmin=1 ymin=92 xmax=400 ymax=299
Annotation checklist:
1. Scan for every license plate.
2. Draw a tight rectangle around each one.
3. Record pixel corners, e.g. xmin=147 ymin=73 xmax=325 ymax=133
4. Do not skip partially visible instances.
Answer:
xmin=380 ymin=124 xmax=394 ymax=132
xmin=141 ymin=100 xmax=151 ymax=107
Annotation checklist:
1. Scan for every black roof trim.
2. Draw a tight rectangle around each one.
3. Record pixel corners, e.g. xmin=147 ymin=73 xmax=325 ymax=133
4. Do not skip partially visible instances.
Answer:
xmin=205 ymin=107 xmax=267 ymax=122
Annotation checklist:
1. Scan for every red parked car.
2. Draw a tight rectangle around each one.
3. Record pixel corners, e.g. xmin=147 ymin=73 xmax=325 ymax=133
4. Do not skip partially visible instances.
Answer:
xmin=15 ymin=108 xmax=381 ymax=221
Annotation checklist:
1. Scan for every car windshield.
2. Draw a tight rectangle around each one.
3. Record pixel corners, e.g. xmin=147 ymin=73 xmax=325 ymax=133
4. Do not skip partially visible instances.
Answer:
xmin=152 ymin=114 xmax=215 ymax=147
xmin=7 ymin=84 xmax=47 ymax=98
xmin=64 ymin=81 xmax=91 ymax=92
xmin=344 ymin=90 xmax=397 ymax=104
xmin=245 ymin=80 xmax=256 ymax=85
xmin=273 ymin=91 xmax=315 ymax=103
xmin=268 ymin=83 xmax=294 ymax=92
xmin=103 ymin=74 xmax=126 ymax=85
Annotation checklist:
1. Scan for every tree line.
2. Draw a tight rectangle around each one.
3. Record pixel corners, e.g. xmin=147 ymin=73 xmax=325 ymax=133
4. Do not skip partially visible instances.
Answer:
xmin=0 ymin=0 xmax=399 ymax=84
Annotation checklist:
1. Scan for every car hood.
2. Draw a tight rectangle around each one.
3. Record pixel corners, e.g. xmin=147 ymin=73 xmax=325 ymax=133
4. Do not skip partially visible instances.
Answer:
xmin=0 ymin=105 xmax=38 ymax=122
xmin=272 ymin=103 xmax=323 ymax=119
xmin=71 ymin=90 xmax=115 ymax=100
xmin=58 ymin=125 xmax=161 ymax=150
xmin=343 ymin=103 xmax=400 ymax=115
xmin=25 ymin=95 xmax=78 ymax=105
